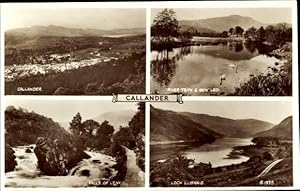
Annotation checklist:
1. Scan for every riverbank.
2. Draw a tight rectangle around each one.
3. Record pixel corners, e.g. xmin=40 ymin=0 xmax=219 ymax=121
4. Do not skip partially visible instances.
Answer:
xmin=151 ymin=36 xmax=244 ymax=50
xmin=150 ymin=140 xmax=208 ymax=162
xmin=233 ymin=42 xmax=292 ymax=96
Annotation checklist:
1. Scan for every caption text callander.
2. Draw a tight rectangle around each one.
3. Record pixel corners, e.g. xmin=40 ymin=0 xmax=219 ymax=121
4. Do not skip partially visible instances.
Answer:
xmin=125 ymin=95 xmax=169 ymax=101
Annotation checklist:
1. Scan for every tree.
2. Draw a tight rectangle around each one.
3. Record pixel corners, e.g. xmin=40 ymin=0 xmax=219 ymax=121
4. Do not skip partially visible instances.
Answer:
xmin=95 ymin=120 xmax=114 ymax=148
xmin=220 ymin=31 xmax=229 ymax=38
xmin=264 ymin=25 xmax=277 ymax=44
xmin=113 ymin=127 xmax=136 ymax=149
xmin=129 ymin=102 xmax=145 ymax=137
xmin=244 ymin=27 xmax=257 ymax=40
xmin=152 ymin=9 xmax=179 ymax=44
xmin=257 ymin=26 xmax=266 ymax=42
xmin=82 ymin=119 xmax=100 ymax=136
xmin=235 ymin=26 xmax=244 ymax=37
xmin=229 ymin=27 xmax=234 ymax=35
xmin=180 ymin=31 xmax=193 ymax=41
xmin=187 ymin=27 xmax=198 ymax=35
xmin=69 ymin=113 xmax=83 ymax=135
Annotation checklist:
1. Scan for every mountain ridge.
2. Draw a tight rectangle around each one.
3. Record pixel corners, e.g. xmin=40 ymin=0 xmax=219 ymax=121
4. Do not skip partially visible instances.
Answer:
xmin=150 ymin=105 xmax=223 ymax=143
xmin=150 ymin=105 xmax=275 ymax=143
xmin=180 ymin=111 xmax=274 ymax=138
xmin=178 ymin=14 xmax=267 ymax=33
xmin=255 ymin=116 xmax=292 ymax=139
xmin=6 ymin=25 xmax=146 ymax=38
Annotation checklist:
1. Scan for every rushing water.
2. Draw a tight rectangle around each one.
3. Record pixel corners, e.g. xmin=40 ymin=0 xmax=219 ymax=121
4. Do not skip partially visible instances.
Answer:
xmin=151 ymin=42 xmax=283 ymax=95
xmin=5 ymin=145 xmax=143 ymax=187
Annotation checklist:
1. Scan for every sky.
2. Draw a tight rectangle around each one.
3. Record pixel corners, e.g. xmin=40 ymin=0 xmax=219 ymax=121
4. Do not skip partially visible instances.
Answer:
xmin=3 ymin=6 xmax=146 ymax=30
xmin=5 ymin=99 xmax=138 ymax=123
xmin=151 ymin=8 xmax=292 ymax=24
xmin=152 ymin=101 xmax=292 ymax=124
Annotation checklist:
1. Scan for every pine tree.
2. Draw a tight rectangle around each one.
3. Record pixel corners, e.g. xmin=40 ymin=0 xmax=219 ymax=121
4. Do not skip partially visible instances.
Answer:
xmin=69 ymin=112 xmax=82 ymax=135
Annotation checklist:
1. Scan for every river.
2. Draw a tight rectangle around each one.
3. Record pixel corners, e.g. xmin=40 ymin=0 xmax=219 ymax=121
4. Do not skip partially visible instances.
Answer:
xmin=151 ymin=42 xmax=283 ymax=95
xmin=151 ymin=138 xmax=253 ymax=167
xmin=5 ymin=145 xmax=143 ymax=187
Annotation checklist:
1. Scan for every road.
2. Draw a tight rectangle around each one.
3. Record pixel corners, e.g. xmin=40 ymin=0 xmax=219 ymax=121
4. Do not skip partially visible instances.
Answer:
xmin=257 ymin=159 xmax=283 ymax=178
xmin=121 ymin=147 xmax=144 ymax=187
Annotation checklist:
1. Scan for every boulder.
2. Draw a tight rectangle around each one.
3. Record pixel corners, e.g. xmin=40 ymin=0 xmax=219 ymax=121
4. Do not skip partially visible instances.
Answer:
xmin=5 ymin=144 xmax=17 ymax=172
xmin=34 ymin=137 xmax=90 ymax=176
xmin=25 ymin=147 xmax=32 ymax=153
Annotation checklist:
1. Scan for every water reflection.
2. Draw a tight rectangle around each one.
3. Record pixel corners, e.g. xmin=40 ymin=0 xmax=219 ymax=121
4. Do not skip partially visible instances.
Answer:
xmin=151 ymin=47 xmax=191 ymax=87
xmin=151 ymin=43 xmax=280 ymax=95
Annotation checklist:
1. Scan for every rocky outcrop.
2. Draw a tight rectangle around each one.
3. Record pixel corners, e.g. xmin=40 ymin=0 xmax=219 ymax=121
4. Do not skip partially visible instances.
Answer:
xmin=34 ymin=137 xmax=90 ymax=176
xmin=5 ymin=144 xmax=17 ymax=172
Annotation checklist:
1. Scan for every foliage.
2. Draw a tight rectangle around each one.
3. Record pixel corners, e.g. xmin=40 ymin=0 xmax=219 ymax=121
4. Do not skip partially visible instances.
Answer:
xmin=244 ymin=27 xmax=257 ymax=39
xmin=252 ymin=137 xmax=280 ymax=147
xmin=69 ymin=112 xmax=115 ymax=150
xmin=95 ymin=120 xmax=114 ymax=148
xmin=152 ymin=9 xmax=179 ymax=40
xmin=229 ymin=27 xmax=234 ymax=34
xmin=5 ymin=106 xmax=79 ymax=148
xmin=220 ymin=31 xmax=229 ymax=37
xmin=82 ymin=119 xmax=100 ymax=136
xmin=69 ymin=112 xmax=83 ymax=135
xmin=151 ymin=155 xmax=200 ymax=187
xmin=235 ymin=26 xmax=244 ymax=37
xmin=233 ymin=43 xmax=292 ymax=96
xmin=244 ymin=23 xmax=292 ymax=46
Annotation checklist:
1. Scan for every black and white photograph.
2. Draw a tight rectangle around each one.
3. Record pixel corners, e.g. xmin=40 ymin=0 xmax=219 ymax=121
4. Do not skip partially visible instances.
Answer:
xmin=151 ymin=8 xmax=292 ymax=96
xmin=4 ymin=100 xmax=145 ymax=187
xmin=150 ymin=101 xmax=293 ymax=186
xmin=4 ymin=6 xmax=146 ymax=95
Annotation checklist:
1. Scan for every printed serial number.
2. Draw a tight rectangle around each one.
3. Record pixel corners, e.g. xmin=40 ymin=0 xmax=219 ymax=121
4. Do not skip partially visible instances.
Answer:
xmin=260 ymin=180 xmax=275 ymax=185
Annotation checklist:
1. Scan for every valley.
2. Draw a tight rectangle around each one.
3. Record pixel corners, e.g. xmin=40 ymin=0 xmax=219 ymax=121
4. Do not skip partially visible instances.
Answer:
xmin=150 ymin=104 xmax=293 ymax=187
xmin=5 ymin=26 xmax=146 ymax=95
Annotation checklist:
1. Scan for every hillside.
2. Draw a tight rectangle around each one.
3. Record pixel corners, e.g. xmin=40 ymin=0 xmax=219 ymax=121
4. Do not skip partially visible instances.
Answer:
xmin=179 ymin=24 xmax=217 ymax=34
xmin=181 ymin=112 xmax=274 ymax=138
xmin=6 ymin=25 xmax=145 ymax=38
xmin=179 ymin=15 xmax=266 ymax=33
xmin=255 ymin=116 xmax=292 ymax=139
xmin=150 ymin=105 xmax=223 ymax=142
xmin=5 ymin=106 xmax=72 ymax=146
xmin=94 ymin=110 xmax=136 ymax=130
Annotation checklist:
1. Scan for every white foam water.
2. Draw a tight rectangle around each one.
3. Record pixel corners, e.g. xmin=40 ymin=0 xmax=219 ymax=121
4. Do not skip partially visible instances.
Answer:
xmin=5 ymin=145 xmax=144 ymax=187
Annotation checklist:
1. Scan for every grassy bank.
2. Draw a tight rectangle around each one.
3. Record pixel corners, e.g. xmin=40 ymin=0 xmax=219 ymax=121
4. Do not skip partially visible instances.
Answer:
xmin=233 ymin=42 xmax=292 ymax=96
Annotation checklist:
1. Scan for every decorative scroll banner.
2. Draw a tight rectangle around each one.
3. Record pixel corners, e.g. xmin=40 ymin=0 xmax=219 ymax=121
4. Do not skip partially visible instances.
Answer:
xmin=112 ymin=94 xmax=183 ymax=104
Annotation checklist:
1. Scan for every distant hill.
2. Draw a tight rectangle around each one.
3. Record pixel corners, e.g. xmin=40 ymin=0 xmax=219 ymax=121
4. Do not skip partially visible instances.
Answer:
xmin=179 ymin=24 xmax=217 ymax=34
xmin=94 ymin=110 xmax=136 ymax=132
xmin=5 ymin=25 xmax=145 ymax=40
xmin=59 ymin=110 xmax=136 ymax=133
xmin=150 ymin=105 xmax=223 ymax=143
xmin=181 ymin=112 xmax=274 ymax=138
xmin=179 ymin=15 xmax=266 ymax=33
xmin=255 ymin=116 xmax=292 ymax=139
xmin=5 ymin=106 xmax=71 ymax=146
